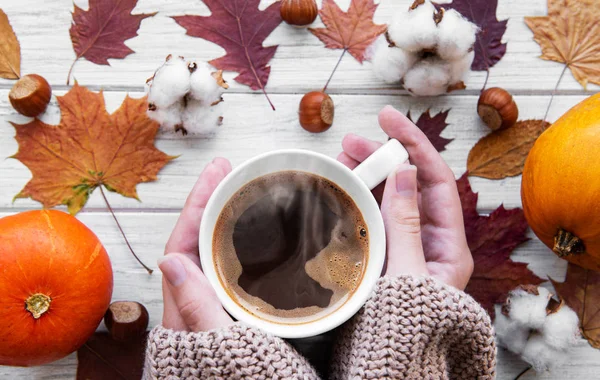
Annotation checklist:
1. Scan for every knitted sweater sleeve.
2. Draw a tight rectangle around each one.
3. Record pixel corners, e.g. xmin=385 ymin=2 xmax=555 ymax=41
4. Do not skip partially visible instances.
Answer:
xmin=143 ymin=324 xmax=320 ymax=379
xmin=330 ymin=275 xmax=496 ymax=379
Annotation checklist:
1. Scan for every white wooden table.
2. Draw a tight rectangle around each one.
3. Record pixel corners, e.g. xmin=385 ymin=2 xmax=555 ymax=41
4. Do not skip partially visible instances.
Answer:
xmin=1 ymin=0 xmax=599 ymax=378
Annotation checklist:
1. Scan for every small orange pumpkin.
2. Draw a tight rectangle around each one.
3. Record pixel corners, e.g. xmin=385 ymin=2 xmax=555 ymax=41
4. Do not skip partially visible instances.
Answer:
xmin=0 ymin=210 xmax=113 ymax=366
xmin=522 ymin=93 xmax=600 ymax=271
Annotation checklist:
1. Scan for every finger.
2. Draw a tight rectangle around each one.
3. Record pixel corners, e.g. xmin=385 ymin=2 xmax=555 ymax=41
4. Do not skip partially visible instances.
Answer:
xmin=380 ymin=164 xmax=428 ymax=277
xmin=165 ymin=158 xmax=232 ymax=258
xmin=378 ymin=106 xmax=454 ymax=186
xmin=159 ymin=253 xmax=233 ymax=332
xmin=337 ymin=152 xmax=359 ymax=169
xmin=341 ymin=133 xmax=383 ymax=163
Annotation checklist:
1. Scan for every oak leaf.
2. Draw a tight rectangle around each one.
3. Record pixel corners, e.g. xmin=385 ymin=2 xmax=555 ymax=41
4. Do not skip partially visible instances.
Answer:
xmin=0 ymin=9 xmax=20 ymax=79
xmin=173 ymin=0 xmax=282 ymax=110
xmin=68 ymin=0 xmax=156 ymax=84
xmin=525 ymin=0 xmax=600 ymax=88
xmin=10 ymin=83 xmax=175 ymax=215
xmin=77 ymin=332 xmax=148 ymax=380
xmin=437 ymin=0 xmax=507 ymax=71
xmin=458 ymin=174 xmax=544 ymax=319
xmin=309 ymin=0 xmax=387 ymax=63
xmin=467 ymin=120 xmax=549 ymax=179
xmin=407 ymin=109 xmax=452 ymax=153
xmin=551 ymin=263 xmax=600 ymax=348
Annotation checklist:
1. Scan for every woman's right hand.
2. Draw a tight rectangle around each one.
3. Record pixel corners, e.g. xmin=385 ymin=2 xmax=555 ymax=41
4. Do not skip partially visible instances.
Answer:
xmin=337 ymin=105 xmax=473 ymax=290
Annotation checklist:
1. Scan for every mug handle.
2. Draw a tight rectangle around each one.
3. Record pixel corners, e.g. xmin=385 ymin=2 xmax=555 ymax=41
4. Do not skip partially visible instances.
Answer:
xmin=352 ymin=139 xmax=409 ymax=190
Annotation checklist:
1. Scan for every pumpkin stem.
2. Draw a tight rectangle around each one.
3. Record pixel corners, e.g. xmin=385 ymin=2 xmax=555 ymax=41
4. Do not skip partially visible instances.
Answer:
xmin=25 ymin=293 xmax=51 ymax=319
xmin=553 ymin=229 xmax=585 ymax=257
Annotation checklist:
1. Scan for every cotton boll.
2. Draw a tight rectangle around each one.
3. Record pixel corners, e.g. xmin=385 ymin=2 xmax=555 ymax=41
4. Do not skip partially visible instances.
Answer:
xmin=181 ymin=99 xmax=223 ymax=135
xmin=372 ymin=40 xmax=418 ymax=83
xmin=494 ymin=312 xmax=530 ymax=354
xmin=403 ymin=58 xmax=450 ymax=96
xmin=506 ymin=286 xmax=552 ymax=330
xmin=436 ymin=9 xmax=478 ymax=61
xmin=188 ymin=62 xmax=226 ymax=104
xmin=449 ymin=50 xmax=474 ymax=84
xmin=147 ymin=100 xmax=184 ymax=132
xmin=521 ymin=334 xmax=564 ymax=373
xmin=542 ymin=305 xmax=580 ymax=350
xmin=148 ymin=56 xmax=191 ymax=108
xmin=387 ymin=1 xmax=439 ymax=53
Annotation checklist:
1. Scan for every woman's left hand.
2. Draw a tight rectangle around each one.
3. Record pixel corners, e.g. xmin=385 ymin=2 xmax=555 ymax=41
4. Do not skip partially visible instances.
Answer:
xmin=158 ymin=158 xmax=234 ymax=332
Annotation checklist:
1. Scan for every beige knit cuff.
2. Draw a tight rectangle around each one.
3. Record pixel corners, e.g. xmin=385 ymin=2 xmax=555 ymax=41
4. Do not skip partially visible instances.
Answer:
xmin=143 ymin=323 xmax=320 ymax=380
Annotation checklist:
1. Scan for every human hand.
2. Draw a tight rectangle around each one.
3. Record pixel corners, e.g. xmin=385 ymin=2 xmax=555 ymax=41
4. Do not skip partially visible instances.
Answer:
xmin=337 ymin=106 xmax=473 ymax=290
xmin=158 ymin=158 xmax=234 ymax=332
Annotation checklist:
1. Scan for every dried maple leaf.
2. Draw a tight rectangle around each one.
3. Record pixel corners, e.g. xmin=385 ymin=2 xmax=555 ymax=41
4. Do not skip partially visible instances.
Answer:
xmin=551 ymin=263 xmax=600 ymax=348
xmin=68 ymin=0 xmax=156 ymax=84
xmin=436 ymin=0 xmax=507 ymax=71
xmin=309 ymin=0 xmax=387 ymax=63
xmin=10 ymin=83 xmax=175 ymax=215
xmin=467 ymin=120 xmax=549 ymax=179
xmin=0 ymin=9 xmax=20 ymax=79
xmin=77 ymin=331 xmax=148 ymax=380
xmin=525 ymin=0 xmax=600 ymax=89
xmin=173 ymin=0 xmax=282 ymax=110
xmin=458 ymin=174 xmax=544 ymax=319
xmin=407 ymin=109 xmax=453 ymax=152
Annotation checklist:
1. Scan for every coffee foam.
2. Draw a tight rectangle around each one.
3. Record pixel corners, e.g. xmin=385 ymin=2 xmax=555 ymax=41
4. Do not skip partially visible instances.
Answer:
xmin=213 ymin=171 xmax=369 ymax=324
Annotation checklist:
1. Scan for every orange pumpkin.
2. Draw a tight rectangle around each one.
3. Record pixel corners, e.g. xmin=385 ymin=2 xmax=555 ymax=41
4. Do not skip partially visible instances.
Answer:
xmin=0 ymin=210 xmax=113 ymax=366
xmin=522 ymin=93 xmax=600 ymax=271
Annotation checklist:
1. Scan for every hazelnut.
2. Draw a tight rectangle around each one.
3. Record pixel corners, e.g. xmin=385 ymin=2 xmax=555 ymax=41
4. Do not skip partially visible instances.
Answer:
xmin=299 ymin=91 xmax=334 ymax=133
xmin=477 ymin=87 xmax=518 ymax=131
xmin=9 ymin=74 xmax=52 ymax=117
xmin=103 ymin=301 xmax=149 ymax=342
xmin=280 ymin=0 xmax=318 ymax=27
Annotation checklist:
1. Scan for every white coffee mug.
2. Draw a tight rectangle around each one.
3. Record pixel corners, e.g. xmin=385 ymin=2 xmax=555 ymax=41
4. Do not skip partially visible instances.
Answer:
xmin=199 ymin=139 xmax=409 ymax=338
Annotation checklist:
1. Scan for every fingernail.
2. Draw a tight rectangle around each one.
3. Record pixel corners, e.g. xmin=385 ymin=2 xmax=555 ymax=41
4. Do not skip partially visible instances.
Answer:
xmin=158 ymin=256 xmax=187 ymax=287
xmin=395 ymin=164 xmax=417 ymax=196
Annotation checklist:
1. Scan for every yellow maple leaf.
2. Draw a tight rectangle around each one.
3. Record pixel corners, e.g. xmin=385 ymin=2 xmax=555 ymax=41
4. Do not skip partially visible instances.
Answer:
xmin=11 ymin=83 xmax=176 ymax=214
xmin=525 ymin=0 xmax=600 ymax=89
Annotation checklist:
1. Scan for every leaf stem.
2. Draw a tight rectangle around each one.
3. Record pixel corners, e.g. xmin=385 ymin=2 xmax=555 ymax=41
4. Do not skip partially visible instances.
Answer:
xmin=67 ymin=58 xmax=78 ymax=86
xmin=482 ymin=68 xmax=490 ymax=92
xmin=323 ymin=49 xmax=347 ymax=93
xmin=544 ymin=64 xmax=568 ymax=122
xmin=99 ymin=186 xmax=153 ymax=274
xmin=514 ymin=365 xmax=532 ymax=380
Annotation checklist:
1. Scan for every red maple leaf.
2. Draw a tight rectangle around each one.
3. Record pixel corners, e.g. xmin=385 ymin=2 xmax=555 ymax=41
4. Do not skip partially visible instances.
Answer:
xmin=68 ymin=0 xmax=155 ymax=84
xmin=458 ymin=174 xmax=543 ymax=319
xmin=435 ymin=0 xmax=507 ymax=71
xmin=406 ymin=109 xmax=453 ymax=153
xmin=309 ymin=0 xmax=387 ymax=63
xmin=173 ymin=0 xmax=282 ymax=110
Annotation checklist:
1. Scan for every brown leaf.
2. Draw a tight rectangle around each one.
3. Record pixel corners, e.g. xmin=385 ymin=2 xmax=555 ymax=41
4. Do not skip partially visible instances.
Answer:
xmin=309 ymin=0 xmax=387 ymax=63
xmin=525 ymin=0 xmax=600 ymax=89
xmin=10 ymin=83 xmax=176 ymax=215
xmin=0 ymin=9 xmax=20 ymax=79
xmin=458 ymin=174 xmax=544 ymax=319
xmin=551 ymin=263 xmax=600 ymax=348
xmin=467 ymin=120 xmax=549 ymax=179
xmin=77 ymin=332 xmax=148 ymax=380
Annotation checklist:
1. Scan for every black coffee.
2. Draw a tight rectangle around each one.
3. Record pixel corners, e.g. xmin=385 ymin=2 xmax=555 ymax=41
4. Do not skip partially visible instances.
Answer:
xmin=213 ymin=171 xmax=368 ymax=323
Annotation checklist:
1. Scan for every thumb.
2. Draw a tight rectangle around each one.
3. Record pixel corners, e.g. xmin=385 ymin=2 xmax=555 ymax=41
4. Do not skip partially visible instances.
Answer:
xmin=158 ymin=253 xmax=233 ymax=332
xmin=380 ymin=164 xmax=428 ymax=277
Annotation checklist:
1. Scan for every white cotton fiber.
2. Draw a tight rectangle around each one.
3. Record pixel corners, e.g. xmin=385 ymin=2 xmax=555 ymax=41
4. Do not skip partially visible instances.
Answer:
xmin=372 ymin=38 xmax=418 ymax=83
xmin=180 ymin=98 xmax=223 ymax=135
xmin=542 ymin=305 xmax=580 ymax=350
xmin=521 ymin=334 xmax=564 ymax=373
xmin=387 ymin=1 xmax=439 ymax=53
xmin=506 ymin=286 xmax=552 ymax=330
xmin=147 ymin=56 xmax=191 ymax=108
xmin=436 ymin=9 xmax=478 ymax=61
xmin=188 ymin=62 xmax=225 ymax=104
xmin=494 ymin=312 xmax=530 ymax=354
xmin=403 ymin=57 xmax=451 ymax=96
xmin=147 ymin=101 xmax=184 ymax=131
xmin=449 ymin=50 xmax=474 ymax=84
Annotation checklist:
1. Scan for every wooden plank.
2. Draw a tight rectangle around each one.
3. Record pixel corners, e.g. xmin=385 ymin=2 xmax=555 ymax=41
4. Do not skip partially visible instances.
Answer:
xmin=0 ymin=0 xmax=595 ymax=94
xmin=0 ymin=90 xmax=589 ymax=213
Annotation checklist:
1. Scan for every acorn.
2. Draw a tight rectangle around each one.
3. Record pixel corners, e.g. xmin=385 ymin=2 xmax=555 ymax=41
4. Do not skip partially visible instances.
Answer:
xmin=280 ymin=0 xmax=318 ymax=27
xmin=477 ymin=87 xmax=518 ymax=131
xmin=103 ymin=301 xmax=149 ymax=342
xmin=299 ymin=91 xmax=334 ymax=133
xmin=8 ymin=74 xmax=52 ymax=117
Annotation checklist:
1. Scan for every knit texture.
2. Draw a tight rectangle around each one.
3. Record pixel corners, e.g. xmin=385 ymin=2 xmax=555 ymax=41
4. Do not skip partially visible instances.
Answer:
xmin=330 ymin=275 xmax=496 ymax=379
